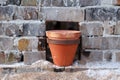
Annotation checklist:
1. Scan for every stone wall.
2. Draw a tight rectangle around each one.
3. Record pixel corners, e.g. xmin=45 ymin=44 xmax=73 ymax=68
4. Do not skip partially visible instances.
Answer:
xmin=0 ymin=0 xmax=120 ymax=65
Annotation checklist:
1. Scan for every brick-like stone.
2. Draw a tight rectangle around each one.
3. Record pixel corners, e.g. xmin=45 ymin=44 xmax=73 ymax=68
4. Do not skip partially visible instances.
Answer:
xmin=103 ymin=51 xmax=112 ymax=61
xmin=41 ymin=7 xmax=84 ymax=22
xmin=2 ymin=22 xmax=23 ymax=37
xmin=81 ymin=50 xmax=103 ymax=62
xmin=24 ymin=51 xmax=46 ymax=65
xmin=0 ymin=22 xmax=4 ymax=35
xmin=103 ymin=21 xmax=116 ymax=35
xmin=102 ymin=37 xmax=120 ymax=50
xmin=85 ymin=7 xmax=117 ymax=21
xmin=16 ymin=37 xmax=38 ymax=51
xmin=6 ymin=0 xmax=21 ymax=5
xmin=23 ymin=21 xmax=45 ymax=36
xmin=21 ymin=0 xmax=37 ymax=6
xmin=0 ymin=6 xmax=15 ymax=20
xmin=0 ymin=52 xmax=5 ymax=64
xmin=114 ymin=21 xmax=120 ymax=35
xmin=40 ymin=0 xmax=51 ymax=7
xmin=115 ymin=52 xmax=120 ymax=62
xmin=79 ymin=0 xmax=100 ymax=7
xmin=14 ymin=6 xmax=38 ymax=20
xmin=63 ymin=0 xmax=80 ymax=7
xmin=101 ymin=0 xmax=113 ymax=5
xmin=0 ymin=37 xmax=13 ymax=50
xmin=79 ymin=22 xmax=103 ymax=36
xmin=82 ymin=37 xmax=102 ymax=49
xmin=52 ymin=0 xmax=64 ymax=6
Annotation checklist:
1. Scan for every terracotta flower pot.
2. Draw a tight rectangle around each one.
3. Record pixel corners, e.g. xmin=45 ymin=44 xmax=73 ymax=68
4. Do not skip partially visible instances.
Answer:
xmin=46 ymin=30 xmax=81 ymax=66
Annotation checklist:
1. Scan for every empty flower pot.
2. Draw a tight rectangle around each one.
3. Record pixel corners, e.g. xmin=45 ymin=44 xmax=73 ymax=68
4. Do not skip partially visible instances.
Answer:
xmin=46 ymin=30 xmax=81 ymax=66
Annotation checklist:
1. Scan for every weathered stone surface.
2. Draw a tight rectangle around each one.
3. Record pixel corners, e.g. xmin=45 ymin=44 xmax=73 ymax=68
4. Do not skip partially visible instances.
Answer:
xmin=16 ymin=37 xmax=38 ymax=51
xmin=0 ymin=6 xmax=15 ymax=20
xmin=0 ymin=22 xmax=4 ymax=35
xmin=24 ymin=51 xmax=46 ymax=65
xmin=82 ymin=37 xmax=102 ymax=49
xmin=79 ymin=0 xmax=100 ymax=7
xmin=112 ymin=0 xmax=120 ymax=5
xmin=2 ymin=22 xmax=23 ymax=37
xmin=85 ymin=7 xmax=117 ymax=21
xmin=102 ymin=37 xmax=120 ymax=50
xmin=103 ymin=51 xmax=112 ymax=61
xmin=41 ymin=7 xmax=84 ymax=22
xmin=63 ymin=0 xmax=80 ymax=7
xmin=23 ymin=22 xmax=45 ymax=36
xmin=0 ymin=52 xmax=5 ymax=64
xmin=39 ymin=0 xmax=51 ymax=7
xmin=38 ymin=37 xmax=46 ymax=51
xmin=21 ymin=0 xmax=37 ymax=6
xmin=114 ymin=21 xmax=120 ymax=35
xmin=115 ymin=52 xmax=120 ymax=62
xmin=6 ymin=0 xmax=21 ymax=5
xmin=103 ymin=21 xmax=116 ymax=35
xmin=14 ymin=7 xmax=38 ymax=20
xmin=101 ymin=0 xmax=113 ymax=5
xmin=82 ymin=50 xmax=103 ymax=62
xmin=0 ymin=37 xmax=13 ymax=50
xmin=52 ymin=0 xmax=64 ymax=6
xmin=79 ymin=22 xmax=103 ymax=36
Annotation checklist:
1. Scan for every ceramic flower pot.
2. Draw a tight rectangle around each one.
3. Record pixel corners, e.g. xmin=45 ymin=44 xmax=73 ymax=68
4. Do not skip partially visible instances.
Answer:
xmin=46 ymin=30 xmax=81 ymax=66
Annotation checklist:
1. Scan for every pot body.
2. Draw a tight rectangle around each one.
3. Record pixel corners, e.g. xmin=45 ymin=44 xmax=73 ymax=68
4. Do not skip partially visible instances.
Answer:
xmin=46 ymin=30 xmax=80 ymax=66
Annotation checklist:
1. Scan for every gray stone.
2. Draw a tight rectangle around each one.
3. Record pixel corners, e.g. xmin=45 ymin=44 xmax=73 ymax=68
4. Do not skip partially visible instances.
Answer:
xmin=114 ymin=21 xmax=120 ymax=35
xmin=41 ymin=7 xmax=84 ymax=22
xmin=79 ymin=22 xmax=103 ymax=36
xmin=24 ymin=51 xmax=46 ymax=65
xmin=14 ymin=6 xmax=38 ymax=20
xmin=82 ymin=37 xmax=102 ymax=49
xmin=0 ymin=37 xmax=13 ymax=50
xmin=52 ymin=0 xmax=64 ymax=6
xmin=102 ymin=37 xmax=120 ymax=50
xmin=6 ymin=0 xmax=21 ymax=5
xmin=0 ymin=6 xmax=15 ymax=20
xmin=85 ymin=7 xmax=117 ymax=21
xmin=63 ymin=0 xmax=80 ymax=7
xmin=103 ymin=51 xmax=112 ymax=61
xmin=40 ymin=0 xmax=51 ymax=7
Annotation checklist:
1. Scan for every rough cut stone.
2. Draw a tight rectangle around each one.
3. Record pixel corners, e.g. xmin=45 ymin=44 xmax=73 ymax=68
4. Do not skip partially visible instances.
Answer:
xmin=0 ymin=37 xmax=13 ymax=50
xmin=17 ymin=37 xmax=38 ymax=51
xmin=114 ymin=21 xmax=120 ymax=35
xmin=79 ymin=22 xmax=103 ymax=36
xmin=41 ymin=7 xmax=84 ymax=22
xmin=63 ymin=0 xmax=80 ymax=7
xmin=103 ymin=21 xmax=116 ymax=35
xmin=85 ymin=7 xmax=117 ymax=21
xmin=115 ymin=52 xmax=120 ymax=62
xmin=0 ymin=52 xmax=5 ymax=64
xmin=23 ymin=22 xmax=45 ymax=36
xmin=14 ymin=6 xmax=38 ymax=20
xmin=52 ymin=0 xmax=64 ymax=6
xmin=39 ymin=0 xmax=51 ymax=7
xmin=24 ymin=51 xmax=46 ymax=65
xmin=0 ymin=6 xmax=15 ymax=20
xmin=6 ymin=0 xmax=21 ymax=5
xmin=81 ymin=50 xmax=103 ymax=62
xmin=103 ymin=51 xmax=112 ymax=61
xmin=21 ymin=0 xmax=37 ymax=6
xmin=102 ymin=37 xmax=120 ymax=50
xmin=82 ymin=37 xmax=102 ymax=49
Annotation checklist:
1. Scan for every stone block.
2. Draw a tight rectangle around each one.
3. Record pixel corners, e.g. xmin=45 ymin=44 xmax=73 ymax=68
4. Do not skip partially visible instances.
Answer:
xmin=103 ymin=21 xmax=116 ymax=35
xmin=0 ymin=52 xmax=5 ymax=64
xmin=85 ymin=7 xmax=117 ymax=21
xmin=82 ymin=37 xmax=102 ymax=49
xmin=6 ymin=0 xmax=21 ymax=5
xmin=63 ymin=0 xmax=80 ymax=7
xmin=81 ymin=50 xmax=103 ymax=62
xmin=0 ymin=6 xmax=15 ymax=20
xmin=14 ymin=6 xmax=38 ymax=20
xmin=21 ymin=0 xmax=37 ymax=6
xmin=103 ymin=51 xmax=112 ymax=61
xmin=23 ymin=21 xmax=45 ymax=36
xmin=115 ymin=52 xmax=120 ymax=62
xmin=0 ymin=37 xmax=13 ymax=50
xmin=39 ymin=0 xmax=51 ymax=7
xmin=102 ymin=37 xmax=120 ymax=50
xmin=2 ymin=21 xmax=23 ymax=37
xmin=52 ymin=0 xmax=64 ymax=6
xmin=16 ymin=37 xmax=38 ymax=51
xmin=41 ymin=7 xmax=84 ymax=22
xmin=24 ymin=51 xmax=46 ymax=65
xmin=79 ymin=0 xmax=100 ymax=7
xmin=0 ymin=22 xmax=4 ymax=35
xmin=114 ymin=21 xmax=120 ymax=35
xmin=79 ymin=22 xmax=103 ymax=36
